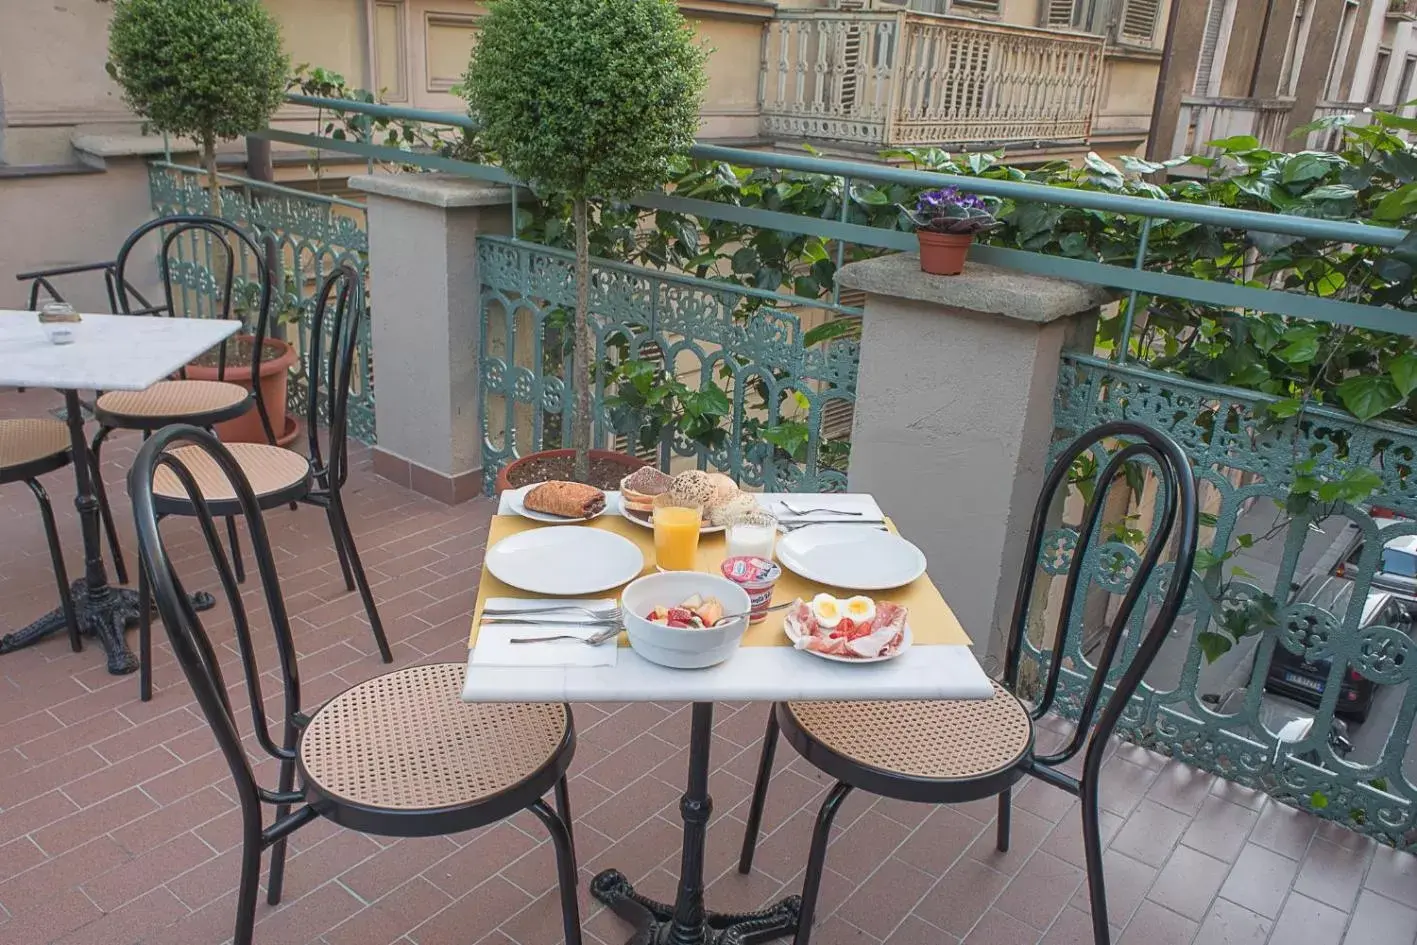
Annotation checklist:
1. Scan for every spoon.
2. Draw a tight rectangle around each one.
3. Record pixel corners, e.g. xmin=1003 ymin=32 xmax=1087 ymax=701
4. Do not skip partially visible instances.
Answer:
xmin=709 ymin=601 xmax=793 ymax=627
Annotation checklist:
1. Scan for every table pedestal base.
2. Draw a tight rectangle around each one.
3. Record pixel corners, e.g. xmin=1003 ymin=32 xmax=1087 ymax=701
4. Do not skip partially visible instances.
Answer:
xmin=591 ymin=870 xmax=800 ymax=945
xmin=0 ymin=580 xmax=215 ymax=674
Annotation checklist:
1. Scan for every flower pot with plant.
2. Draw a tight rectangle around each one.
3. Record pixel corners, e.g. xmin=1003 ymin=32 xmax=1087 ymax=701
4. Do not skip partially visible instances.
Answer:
xmin=463 ymin=0 xmax=707 ymax=491
xmin=908 ymin=187 xmax=1000 ymax=276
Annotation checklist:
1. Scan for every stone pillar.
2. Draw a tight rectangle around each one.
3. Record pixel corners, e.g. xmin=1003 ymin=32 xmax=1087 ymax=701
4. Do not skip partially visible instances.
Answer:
xmin=837 ymin=253 xmax=1107 ymax=668
xmin=347 ymin=173 xmax=512 ymax=504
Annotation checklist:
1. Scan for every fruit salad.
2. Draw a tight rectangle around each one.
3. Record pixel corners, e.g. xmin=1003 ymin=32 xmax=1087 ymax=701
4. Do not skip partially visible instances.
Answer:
xmin=785 ymin=593 xmax=907 ymax=659
xmin=646 ymin=594 xmax=725 ymax=629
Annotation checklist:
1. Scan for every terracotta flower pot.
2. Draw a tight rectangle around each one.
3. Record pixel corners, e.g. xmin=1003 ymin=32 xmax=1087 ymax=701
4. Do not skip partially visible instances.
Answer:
xmin=917 ymin=230 xmax=974 ymax=276
xmin=495 ymin=448 xmax=648 ymax=494
xmin=184 ymin=334 xmax=299 ymax=446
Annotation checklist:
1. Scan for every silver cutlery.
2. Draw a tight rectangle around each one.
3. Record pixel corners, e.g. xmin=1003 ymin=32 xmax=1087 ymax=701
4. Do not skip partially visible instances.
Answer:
xmin=781 ymin=520 xmax=888 ymax=532
xmin=480 ymin=614 xmax=623 ymax=627
xmin=481 ymin=604 xmax=623 ymax=622
xmin=709 ymin=601 xmax=794 ymax=626
xmin=510 ymin=625 xmax=622 ymax=645
xmin=778 ymin=502 xmax=865 ymax=517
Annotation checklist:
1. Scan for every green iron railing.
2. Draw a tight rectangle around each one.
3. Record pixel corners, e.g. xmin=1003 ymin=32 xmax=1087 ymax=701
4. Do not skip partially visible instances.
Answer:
xmin=147 ymin=161 xmax=376 ymax=443
xmin=252 ymin=96 xmax=1417 ymax=845
xmin=1050 ymin=354 xmax=1417 ymax=846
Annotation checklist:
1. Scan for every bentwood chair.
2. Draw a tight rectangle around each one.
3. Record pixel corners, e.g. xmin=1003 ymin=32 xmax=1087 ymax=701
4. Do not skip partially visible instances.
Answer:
xmin=737 ymin=421 xmax=1199 ymax=945
xmin=89 ymin=215 xmax=282 ymax=586
xmin=132 ymin=263 xmax=391 ymax=701
xmin=0 ymin=418 xmax=122 ymax=650
xmin=128 ymin=426 xmax=582 ymax=945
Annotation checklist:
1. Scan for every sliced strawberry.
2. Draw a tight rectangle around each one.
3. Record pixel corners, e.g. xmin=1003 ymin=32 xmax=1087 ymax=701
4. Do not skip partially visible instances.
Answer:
xmin=667 ymin=607 xmax=695 ymax=624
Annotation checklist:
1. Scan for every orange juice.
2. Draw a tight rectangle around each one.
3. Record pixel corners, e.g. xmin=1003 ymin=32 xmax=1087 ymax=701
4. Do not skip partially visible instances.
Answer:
xmin=653 ymin=502 xmax=703 ymax=571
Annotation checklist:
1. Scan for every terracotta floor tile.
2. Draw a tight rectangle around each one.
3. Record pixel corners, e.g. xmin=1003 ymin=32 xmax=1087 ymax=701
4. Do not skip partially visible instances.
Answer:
xmin=1116 ymin=900 xmax=1198 ymax=945
xmin=996 ymin=850 xmax=1084 ymax=931
xmin=1194 ymin=898 xmax=1271 ymax=945
xmin=1042 ymin=906 xmax=1118 ymax=945
xmin=1145 ymin=843 xmax=1227 ymax=921
xmin=961 ymin=907 xmax=1040 ymax=945
xmin=835 ymin=857 xmax=936 ymax=939
xmin=912 ymin=858 xmax=1012 ymax=938
xmin=1218 ymin=843 xmax=1298 ymax=919
xmin=1343 ymin=889 xmax=1417 ymax=945
xmin=1365 ymin=847 xmax=1417 ymax=905
xmin=1145 ymin=759 xmax=1216 ymax=816
xmin=1179 ymin=795 xmax=1260 ymax=863
xmin=1294 ymin=838 xmax=1372 ymax=912
xmin=1067 ymin=849 xmax=1156 ymax=929
xmin=1248 ymin=800 xmax=1319 ymax=860
xmin=1109 ymin=800 xmax=1192 ymax=868
xmin=1268 ymin=892 xmax=1349 ymax=945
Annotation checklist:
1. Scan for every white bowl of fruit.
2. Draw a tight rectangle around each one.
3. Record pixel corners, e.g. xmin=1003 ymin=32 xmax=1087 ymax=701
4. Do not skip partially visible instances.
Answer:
xmin=621 ymin=572 xmax=752 ymax=669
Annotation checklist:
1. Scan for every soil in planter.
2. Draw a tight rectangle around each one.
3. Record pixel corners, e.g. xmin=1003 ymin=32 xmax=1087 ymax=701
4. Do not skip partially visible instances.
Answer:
xmin=190 ymin=337 xmax=284 ymax=369
xmin=506 ymin=455 xmax=631 ymax=491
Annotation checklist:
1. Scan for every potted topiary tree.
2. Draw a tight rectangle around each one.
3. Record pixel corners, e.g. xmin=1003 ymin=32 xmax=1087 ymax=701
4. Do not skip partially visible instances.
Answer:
xmin=462 ymin=0 xmax=707 ymax=490
xmin=107 ymin=0 xmax=288 ymax=213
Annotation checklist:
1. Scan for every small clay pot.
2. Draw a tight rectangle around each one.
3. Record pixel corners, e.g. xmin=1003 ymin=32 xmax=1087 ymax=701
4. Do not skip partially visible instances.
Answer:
xmin=916 ymin=230 xmax=974 ymax=276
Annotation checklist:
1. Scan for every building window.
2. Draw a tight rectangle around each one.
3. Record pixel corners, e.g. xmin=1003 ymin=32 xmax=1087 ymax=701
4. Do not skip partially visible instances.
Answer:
xmin=1193 ymin=0 xmax=1229 ymax=95
xmin=1042 ymin=0 xmax=1105 ymax=32
xmin=1369 ymin=47 xmax=1392 ymax=103
xmin=1323 ymin=0 xmax=1361 ymax=101
xmin=1117 ymin=0 xmax=1161 ymax=44
xmin=1277 ymin=0 xmax=1311 ymax=97
xmin=949 ymin=0 xmax=1002 ymax=12
xmin=1398 ymin=54 xmax=1417 ymax=113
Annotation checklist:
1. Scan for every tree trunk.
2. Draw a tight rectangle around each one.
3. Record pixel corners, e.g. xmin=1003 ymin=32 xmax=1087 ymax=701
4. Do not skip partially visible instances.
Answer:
xmin=571 ymin=197 xmax=593 ymax=483
xmin=203 ymin=135 xmax=222 ymax=216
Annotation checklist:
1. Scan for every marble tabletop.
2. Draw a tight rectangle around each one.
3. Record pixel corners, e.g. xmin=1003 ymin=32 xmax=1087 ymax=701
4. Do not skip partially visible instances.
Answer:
xmin=0 ymin=311 xmax=241 ymax=391
xmin=461 ymin=491 xmax=994 ymax=705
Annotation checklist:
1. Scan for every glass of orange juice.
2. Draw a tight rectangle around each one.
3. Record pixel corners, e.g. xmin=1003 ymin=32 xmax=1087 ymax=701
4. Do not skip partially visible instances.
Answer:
xmin=653 ymin=493 xmax=703 ymax=571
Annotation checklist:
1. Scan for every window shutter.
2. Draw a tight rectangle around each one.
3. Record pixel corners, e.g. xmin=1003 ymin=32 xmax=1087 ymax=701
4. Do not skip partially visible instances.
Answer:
xmin=1044 ymin=0 xmax=1080 ymax=29
xmin=1194 ymin=0 xmax=1226 ymax=93
xmin=950 ymin=0 xmax=1003 ymax=12
xmin=1118 ymin=0 xmax=1161 ymax=43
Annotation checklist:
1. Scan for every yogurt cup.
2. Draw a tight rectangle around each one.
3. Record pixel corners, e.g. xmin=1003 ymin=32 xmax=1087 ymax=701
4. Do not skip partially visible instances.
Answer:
xmin=720 ymin=555 xmax=782 ymax=624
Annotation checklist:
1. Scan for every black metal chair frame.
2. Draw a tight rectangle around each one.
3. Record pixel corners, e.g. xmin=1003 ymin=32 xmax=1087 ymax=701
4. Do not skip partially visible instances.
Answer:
xmin=736 ymin=421 xmax=1200 ymax=945
xmin=1 ymin=441 xmax=84 ymax=652
xmin=134 ymin=263 xmax=391 ymax=701
xmin=127 ymin=426 xmax=581 ymax=945
xmin=86 ymin=215 xmax=281 ymax=589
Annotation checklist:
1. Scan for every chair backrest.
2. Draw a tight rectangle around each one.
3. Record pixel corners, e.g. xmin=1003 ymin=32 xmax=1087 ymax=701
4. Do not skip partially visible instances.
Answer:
xmin=128 ymin=425 xmax=302 ymax=816
xmin=1001 ymin=420 xmax=1199 ymax=786
xmin=112 ymin=216 xmax=278 ymax=435
xmin=305 ymin=264 xmax=365 ymax=489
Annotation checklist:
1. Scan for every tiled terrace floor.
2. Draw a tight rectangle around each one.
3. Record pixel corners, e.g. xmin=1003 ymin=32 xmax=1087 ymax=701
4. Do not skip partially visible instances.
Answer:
xmin=2 ymin=387 xmax=1417 ymax=945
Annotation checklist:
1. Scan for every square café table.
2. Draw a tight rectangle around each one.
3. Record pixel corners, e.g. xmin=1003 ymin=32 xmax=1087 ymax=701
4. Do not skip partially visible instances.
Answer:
xmin=0 ymin=310 xmax=240 ymax=673
xmin=463 ymin=493 xmax=993 ymax=945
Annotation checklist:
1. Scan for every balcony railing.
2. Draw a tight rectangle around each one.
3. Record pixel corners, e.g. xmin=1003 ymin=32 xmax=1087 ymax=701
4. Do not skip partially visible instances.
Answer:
xmin=1171 ymin=95 xmax=1295 ymax=159
xmin=1307 ymin=101 xmax=1403 ymax=151
xmin=758 ymin=10 xmax=1106 ymax=149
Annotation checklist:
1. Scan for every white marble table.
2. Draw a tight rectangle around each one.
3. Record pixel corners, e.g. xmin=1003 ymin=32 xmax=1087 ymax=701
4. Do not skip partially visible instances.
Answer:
xmin=463 ymin=489 xmax=994 ymax=945
xmin=0 ymin=310 xmax=241 ymax=672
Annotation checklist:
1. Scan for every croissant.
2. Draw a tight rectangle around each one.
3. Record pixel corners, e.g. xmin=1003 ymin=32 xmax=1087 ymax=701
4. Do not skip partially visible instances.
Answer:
xmin=524 ymin=480 xmax=606 ymax=519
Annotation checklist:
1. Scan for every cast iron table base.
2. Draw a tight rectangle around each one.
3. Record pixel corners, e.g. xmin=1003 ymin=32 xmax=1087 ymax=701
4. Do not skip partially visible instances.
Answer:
xmin=0 ymin=580 xmax=214 ymax=674
xmin=590 ymin=703 xmax=803 ymax=945
xmin=0 ymin=389 xmax=214 ymax=674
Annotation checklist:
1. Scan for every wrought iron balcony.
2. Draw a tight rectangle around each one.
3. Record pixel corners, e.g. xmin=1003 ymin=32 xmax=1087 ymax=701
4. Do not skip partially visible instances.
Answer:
xmin=1171 ymin=95 xmax=1295 ymax=159
xmin=758 ymin=9 xmax=1106 ymax=150
xmin=1388 ymin=0 xmax=1417 ymax=20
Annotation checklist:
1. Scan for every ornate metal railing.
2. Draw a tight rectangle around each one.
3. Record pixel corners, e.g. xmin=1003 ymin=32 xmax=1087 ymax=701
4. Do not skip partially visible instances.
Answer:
xmin=1172 ymin=95 xmax=1295 ymax=158
xmin=759 ymin=10 xmax=1104 ymax=149
xmin=1041 ymin=353 xmax=1417 ymax=847
xmin=147 ymin=162 xmax=376 ymax=442
xmin=477 ymin=237 xmax=857 ymax=494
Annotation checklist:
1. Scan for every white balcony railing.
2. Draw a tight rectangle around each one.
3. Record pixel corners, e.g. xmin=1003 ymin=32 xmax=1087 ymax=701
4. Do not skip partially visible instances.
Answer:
xmin=1171 ymin=95 xmax=1294 ymax=159
xmin=1306 ymin=101 xmax=1406 ymax=151
xmin=758 ymin=10 xmax=1106 ymax=149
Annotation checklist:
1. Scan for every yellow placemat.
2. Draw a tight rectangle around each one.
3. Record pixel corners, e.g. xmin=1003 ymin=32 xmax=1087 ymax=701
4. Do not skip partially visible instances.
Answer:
xmin=470 ymin=514 xmax=972 ymax=649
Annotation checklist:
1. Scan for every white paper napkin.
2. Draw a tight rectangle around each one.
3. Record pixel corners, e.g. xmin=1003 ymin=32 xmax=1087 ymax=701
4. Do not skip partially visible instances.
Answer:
xmin=759 ymin=493 xmax=885 ymax=522
xmin=471 ymin=598 xmax=619 ymax=668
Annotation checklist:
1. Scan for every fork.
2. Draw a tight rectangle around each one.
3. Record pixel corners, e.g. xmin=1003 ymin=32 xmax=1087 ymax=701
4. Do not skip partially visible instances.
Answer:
xmin=481 ymin=604 xmax=623 ymax=622
xmin=779 ymin=501 xmax=864 ymax=517
xmin=510 ymin=625 xmax=622 ymax=645
xmin=781 ymin=520 xmax=887 ymax=532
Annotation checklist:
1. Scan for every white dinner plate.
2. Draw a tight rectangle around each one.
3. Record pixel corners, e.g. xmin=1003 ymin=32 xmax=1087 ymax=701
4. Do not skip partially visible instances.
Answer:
xmin=783 ymin=612 xmax=913 ymax=664
xmin=485 ymin=526 xmax=644 ymax=595
xmin=775 ymin=524 xmax=926 ymax=590
xmin=618 ymin=502 xmax=726 ymax=535
xmin=505 ymin=483 xmax=607 ymax=523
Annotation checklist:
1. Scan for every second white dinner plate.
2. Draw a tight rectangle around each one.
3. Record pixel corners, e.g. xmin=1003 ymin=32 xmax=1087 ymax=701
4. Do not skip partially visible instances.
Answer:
xmin=485 ymin=526 xmax=645 ymax=595
xmin=775 ymin=524 xmax=926 ymax=590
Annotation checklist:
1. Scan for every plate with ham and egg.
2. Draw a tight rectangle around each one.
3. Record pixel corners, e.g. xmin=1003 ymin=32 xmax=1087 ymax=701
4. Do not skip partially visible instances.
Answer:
xmin=783 ymin=593 xmax=911 ymax=663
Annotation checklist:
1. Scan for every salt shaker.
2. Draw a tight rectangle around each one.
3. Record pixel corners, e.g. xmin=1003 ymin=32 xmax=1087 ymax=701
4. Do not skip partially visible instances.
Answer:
xmin=38 ymin=301 xmax=81 ymax=345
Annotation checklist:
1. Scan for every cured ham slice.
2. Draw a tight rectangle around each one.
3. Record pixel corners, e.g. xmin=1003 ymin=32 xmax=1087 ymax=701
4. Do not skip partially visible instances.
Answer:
xmin=787 ymin=598 xmax=907 ymax=659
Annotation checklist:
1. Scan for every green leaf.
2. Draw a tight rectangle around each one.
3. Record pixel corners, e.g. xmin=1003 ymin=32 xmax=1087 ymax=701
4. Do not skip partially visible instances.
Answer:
xmin=730 ymin=247 xmax=759 ymax=274
xmin=1335 ymin=374 xmax=1403 ymax=421
xmin=1209 ymin=135 xmax=1260 ymax=153
xmin=1194 ymin=549 xmax=1228 ymax=571
xmin=1389 ymin=352 xmax=1417 ymax=397
xmin=1310 ymin=791 xmax=1329 ymax=810
xmin=1376 ymin=111 xmax=1417 ymax=132
xmin=1278 ymin=334 xmax=1320 ymax=364
xmin=1303 ymin=184 xmax=1358 ymax=201
xmin=802 ymin=318 xmax=858 ymax=348
xmin=1198 ymin=632 xmax=1234 ymax=664
xmin=1281 ymin=153 xmax=1333 ymax=186
xmin=1372 ymin=182 xmax=1417 ymax=221
xmin=1266 ymin=398 xmax=1305 ymax=419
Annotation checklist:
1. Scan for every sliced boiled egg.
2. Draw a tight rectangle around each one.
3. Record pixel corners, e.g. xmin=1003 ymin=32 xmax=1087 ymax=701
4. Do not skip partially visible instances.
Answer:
xmin=843 ymin=595 xmax=876 ymax=625
xmin=811 ymin=593 xmax=843 ymax=629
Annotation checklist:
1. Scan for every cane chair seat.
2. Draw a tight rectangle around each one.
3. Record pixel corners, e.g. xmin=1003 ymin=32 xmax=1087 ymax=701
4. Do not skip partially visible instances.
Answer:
xmin=782 ymin=680 xmax=1033 ymax=798
xmin=0 ymin=419 xmax=69 ymax=474
xmin=298 ymin=663 xmax=572 ymax=834
xmin=97 ymin=380 xmax=249 ymax=427
xmin=152 ymin=442 xmax=309 ymax=511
